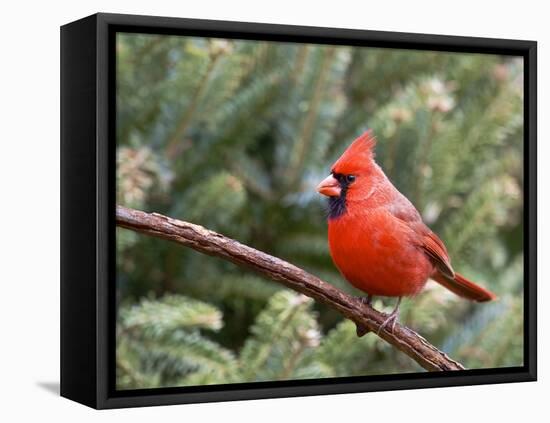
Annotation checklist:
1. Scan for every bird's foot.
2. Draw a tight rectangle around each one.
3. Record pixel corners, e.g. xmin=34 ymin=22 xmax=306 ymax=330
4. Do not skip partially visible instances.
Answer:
xmin=355 ymin=295 xmax=373 ymax=337
xmin=358 ymin=295 xmax=373 ymax=307
xmin=376 ymin=311 xmax=399 ymax=335
xmin=376 ymin=297 xmax=402 ymax=335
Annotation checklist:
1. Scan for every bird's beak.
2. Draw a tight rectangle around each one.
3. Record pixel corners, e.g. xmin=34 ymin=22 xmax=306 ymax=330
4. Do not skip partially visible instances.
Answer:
xmin=316 ymin=175 xmax=341 ymax=197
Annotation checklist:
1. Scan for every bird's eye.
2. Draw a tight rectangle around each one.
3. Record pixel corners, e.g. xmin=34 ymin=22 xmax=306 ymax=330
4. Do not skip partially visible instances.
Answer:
xmin=345 ymin=175 xmax=356 ymax=183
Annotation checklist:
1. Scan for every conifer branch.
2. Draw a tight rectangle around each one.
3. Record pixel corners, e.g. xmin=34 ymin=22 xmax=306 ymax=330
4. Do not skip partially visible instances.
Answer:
xmin=166 ymin=50 xmax=222 ymax=158
xmin=287 ymin=47 xmax=336 ymax=186
xmin=116 ymin=205 xmax=465 ymax=372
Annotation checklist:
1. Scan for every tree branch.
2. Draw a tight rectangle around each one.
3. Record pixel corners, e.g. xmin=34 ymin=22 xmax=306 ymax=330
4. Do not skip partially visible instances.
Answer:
xmin=116 ymin=205 xmax=465 ymax=372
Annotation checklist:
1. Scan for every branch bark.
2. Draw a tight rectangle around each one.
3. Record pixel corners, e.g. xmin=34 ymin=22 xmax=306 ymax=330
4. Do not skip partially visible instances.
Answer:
xmin=116 ymin=205 xmax=465 ymax=372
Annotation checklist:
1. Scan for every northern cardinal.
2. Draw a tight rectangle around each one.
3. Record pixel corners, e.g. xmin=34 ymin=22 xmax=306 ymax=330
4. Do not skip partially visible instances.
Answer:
xmin=317 ymin=130 xmax=496 ymax=335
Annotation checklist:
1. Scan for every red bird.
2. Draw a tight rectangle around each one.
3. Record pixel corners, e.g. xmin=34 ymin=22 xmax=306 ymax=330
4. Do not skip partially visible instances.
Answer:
xmin=317 ymin=130 xmax=496 ymax=335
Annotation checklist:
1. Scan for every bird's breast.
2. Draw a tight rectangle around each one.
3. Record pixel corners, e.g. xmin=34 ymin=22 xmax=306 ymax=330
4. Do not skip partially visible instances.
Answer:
xmin=327 ymin=210 xmax=434 ymax=297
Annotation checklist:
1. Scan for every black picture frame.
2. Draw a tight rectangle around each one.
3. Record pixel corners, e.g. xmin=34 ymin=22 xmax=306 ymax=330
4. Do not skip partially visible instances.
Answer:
xmin=60 ymin=12 xmax=537 ymax=409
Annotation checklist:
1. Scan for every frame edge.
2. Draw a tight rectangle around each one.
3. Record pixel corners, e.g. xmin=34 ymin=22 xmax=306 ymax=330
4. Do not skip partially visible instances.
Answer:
xmin=60 ymin=13 xmax=100 ymax=409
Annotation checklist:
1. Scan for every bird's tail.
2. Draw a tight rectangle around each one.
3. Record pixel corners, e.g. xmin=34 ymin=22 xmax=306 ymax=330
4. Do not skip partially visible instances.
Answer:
xmin=432 ymin=271 xmax=497 ymax=302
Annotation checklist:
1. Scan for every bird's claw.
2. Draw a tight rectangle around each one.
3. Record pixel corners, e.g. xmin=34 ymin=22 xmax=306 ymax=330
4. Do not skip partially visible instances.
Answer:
xmin=376 ymin=310 xmax=399 ymax=335
xmin=356 ymin=295 xmax=401 ymax=337
xmin=376 ymin=296 xmax=402 ymax=335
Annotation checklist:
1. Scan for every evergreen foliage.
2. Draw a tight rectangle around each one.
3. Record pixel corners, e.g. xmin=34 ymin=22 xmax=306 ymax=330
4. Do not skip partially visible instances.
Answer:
xmin=116 ymin=33 xmax=524 ymax=389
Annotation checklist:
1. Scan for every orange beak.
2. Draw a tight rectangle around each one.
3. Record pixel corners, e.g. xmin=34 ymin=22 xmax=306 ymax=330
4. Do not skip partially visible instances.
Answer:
xmin=317 ymin=174 xmax=341 ymax=197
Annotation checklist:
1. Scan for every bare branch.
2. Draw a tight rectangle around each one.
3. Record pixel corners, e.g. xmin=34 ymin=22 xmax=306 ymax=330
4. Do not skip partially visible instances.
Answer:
xmin=116 ymin=205 xmax=465 ymax=372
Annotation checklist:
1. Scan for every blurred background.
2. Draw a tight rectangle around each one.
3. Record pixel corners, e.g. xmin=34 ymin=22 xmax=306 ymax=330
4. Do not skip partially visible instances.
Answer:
xmin=115 ymin=33 xmax=524 ymax=390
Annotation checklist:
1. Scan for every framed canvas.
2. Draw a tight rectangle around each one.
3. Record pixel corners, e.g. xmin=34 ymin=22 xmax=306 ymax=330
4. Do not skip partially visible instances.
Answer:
xmin=60 ymin=12 xmax=537 ymax=409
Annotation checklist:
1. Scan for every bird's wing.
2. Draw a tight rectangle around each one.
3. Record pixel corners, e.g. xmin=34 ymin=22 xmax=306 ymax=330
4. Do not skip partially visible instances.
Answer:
xmin=422 ymin=231 xmax=455 ymax=278
xmin=387 ymin=193 xmax=423 ymax=223
xmin=387 ymin=194 xmax=454 ymax=278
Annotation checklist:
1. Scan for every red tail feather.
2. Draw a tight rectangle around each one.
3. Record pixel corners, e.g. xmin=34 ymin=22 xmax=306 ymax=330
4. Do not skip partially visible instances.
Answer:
xmin=432 ymin=271 xmax=497 ymax=302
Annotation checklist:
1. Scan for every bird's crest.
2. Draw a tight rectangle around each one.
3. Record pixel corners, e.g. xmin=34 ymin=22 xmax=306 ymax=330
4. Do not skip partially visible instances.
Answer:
xmin=332 ymin=130 xmax=377 ymax=174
